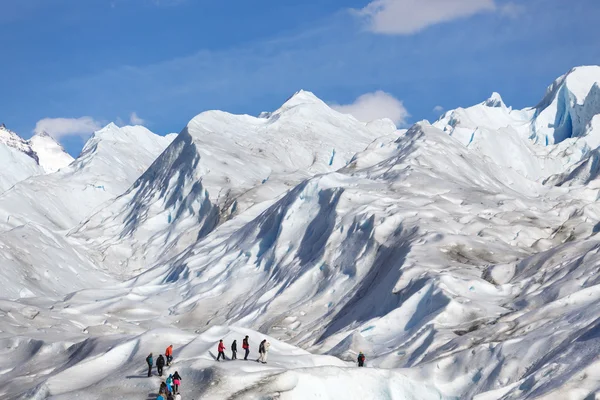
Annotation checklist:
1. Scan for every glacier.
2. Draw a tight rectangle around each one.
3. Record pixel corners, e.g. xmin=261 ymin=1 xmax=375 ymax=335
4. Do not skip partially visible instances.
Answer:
xmin=2 ymin=66 xmax=600 ymax=399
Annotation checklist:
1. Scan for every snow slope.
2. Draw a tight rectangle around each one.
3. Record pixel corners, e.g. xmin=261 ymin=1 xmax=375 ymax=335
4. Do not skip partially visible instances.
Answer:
xmin=0 ymin=123 xmax=175 ymax=231
xmin=43 ymin=121 xmax=600 ymax=398
xmin=72 ymin=91 xmax=397 ymax=277
xmin=0 ymin=126 xmax=43 ymax=193
xmin=4 ymin=68 xmax=600 ymax=399
xmin=0 ymin=324 xmax=446 ymax=400
xmin=28 ymin=131 xmax=74 ymax=173
xmin=435 ymin=66 xmax=600 ymax=182
xmin=0 ymin=223 xmax=116 ymax=299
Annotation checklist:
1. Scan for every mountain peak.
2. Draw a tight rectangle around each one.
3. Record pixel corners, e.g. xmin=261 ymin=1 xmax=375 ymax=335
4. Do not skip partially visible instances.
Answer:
xmin=29 ymin=130 xmax=74 ymax=173
xmin=32 ymin=130 xmax=53 ymax=139
xmin=280 ymin=90 xmax=326 ymax=109
xmin=0 ymin=124 xmax=40 ymax=164
xmin=483 ymin=92 xmax=506 ymax=108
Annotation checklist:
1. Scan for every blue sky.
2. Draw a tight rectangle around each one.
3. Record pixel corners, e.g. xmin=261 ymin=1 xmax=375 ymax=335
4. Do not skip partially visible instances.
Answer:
xmin=1 ymin=0 xmax=599 ymax=156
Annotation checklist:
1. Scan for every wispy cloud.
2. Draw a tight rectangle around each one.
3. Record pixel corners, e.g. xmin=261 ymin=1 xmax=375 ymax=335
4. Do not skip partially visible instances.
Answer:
xmin=34 ymin=117 xmax=102 ymax=139
xmin=355 ymin=0 xmax=516 ymax=35
xmin=433 ymin=105 xmax=445 ymax=113
xmin=129 ymin=112 xmax=146 ymax=125
xmin=331 ymin=91 xmax=410 ymax=126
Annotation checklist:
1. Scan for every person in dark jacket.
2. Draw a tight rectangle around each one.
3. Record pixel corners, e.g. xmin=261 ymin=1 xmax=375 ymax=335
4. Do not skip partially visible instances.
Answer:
xmin=173 ymin=371 xmax=182 ymax=394
xmin=216 ymin=340 xmax=226 ymax=361
xmin=257 ymin=340 xmax=270 ymax=364
xmin=242 ymin=336 xmax=250 ymax=360
xmin=146 ymin=353 xmax=154 ymax=377
xmin=159 ymin=381 xmax=167 ymax=394
xmin=231 ymin=340 xmax=237 ymax=360
xmin=157 ymin=354 xmax=166 ymax=376
xmin=357 ymin=352 xmax=365 ymax=367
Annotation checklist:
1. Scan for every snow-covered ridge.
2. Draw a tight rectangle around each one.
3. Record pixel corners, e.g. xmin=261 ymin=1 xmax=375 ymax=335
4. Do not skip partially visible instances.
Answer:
xmin=434 ymin=65 xmax=600 ymax=183
xmin=532 ymin=65 xmax=600 ymax=145
xmin=0 ymin=124 xmax=74 ymax=192
xmin=0 ymin=125 xmax=44 ymax=193
xmin=0 ymin=123 xmax=176 ymax=232
xmin=0 ymin=124 xmax=75 ymax=172
xmin=72 ymin=90 xmax=397 ymax=277
xmin=28 ymin=130 xmax=74 ymax=173
xmin=0 ymin=124 xmax=39 ymax=161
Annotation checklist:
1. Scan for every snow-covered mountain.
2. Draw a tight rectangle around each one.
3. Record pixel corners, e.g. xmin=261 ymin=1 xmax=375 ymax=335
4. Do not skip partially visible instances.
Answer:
xmin=0 ymin=125 xmax=74 ymax=190
xmin=72 ymin=91 xmax=397 ymax=277
xmin=28 ymin=131 xmax=74 ymax=173
xmin=3 ymin=67 xmax=600 ymax=399
xmin=435 ymin=66 xmax=600 ymax=182
xmin=0 ymin=123 xmax=176 ymax=232
xmin=0 ymin=125 xmax=44 ymax=193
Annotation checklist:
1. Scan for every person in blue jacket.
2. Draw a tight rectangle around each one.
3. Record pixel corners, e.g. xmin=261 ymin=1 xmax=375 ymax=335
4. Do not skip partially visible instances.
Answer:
xmin=166 ymin=374 xmax=174 ymax=393
xmin=146 ymin=353 xmax=154 ymax=377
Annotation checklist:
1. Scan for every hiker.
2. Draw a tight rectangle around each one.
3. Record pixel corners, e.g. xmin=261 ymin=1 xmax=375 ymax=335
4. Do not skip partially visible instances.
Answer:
xmin=243 ymin=336 xmax=250 ymax=360
xmin=216 ymin=339 xmax=226 ymax=361
xmin=174 ymin=394 xmax=182 ymax=400
xmin=157 ymin=394 xmax=165 ymax=400
xmin=166 ymin=374 xmax=174 ymax=393
xmin=257 ymin=340 xmax=270 ymax=364
xmin=147 ymin=353 xmax=154 ymax=377
xmin=173 ymin=371 xmax=182 ymax=394
xmin=357 ymin=352 xmax=366 ymax=367
xmin=231 ymin=340 xmax=237 ymax=360
xmin=157 ymin=354 xmax=166 ymax=376
xmin=159 ymin=381 xmax=167 ymax=394
xmin=166 ymin=345 xmax=174 ymax=366
xmin=166 ymin=392 xmax=174 ymax=400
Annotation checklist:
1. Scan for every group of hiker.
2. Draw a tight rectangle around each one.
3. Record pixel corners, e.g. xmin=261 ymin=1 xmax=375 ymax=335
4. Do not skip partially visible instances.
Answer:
xmin=146 ymin=345 xmax=174 ymax=377
xmin=146 ymin=345 xmax=182 ymax=400
xmin=216 ymin=336 xmax=271 ymax=363
xmin=145 ymin=339 xmax=367 ymax=399
xmin=156 ymin=371 xmax=182 ymax=400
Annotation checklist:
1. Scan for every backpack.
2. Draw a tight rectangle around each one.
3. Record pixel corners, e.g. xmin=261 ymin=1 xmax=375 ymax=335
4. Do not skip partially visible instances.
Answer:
xmin=259 ymin=342 xmax=265 ymax=353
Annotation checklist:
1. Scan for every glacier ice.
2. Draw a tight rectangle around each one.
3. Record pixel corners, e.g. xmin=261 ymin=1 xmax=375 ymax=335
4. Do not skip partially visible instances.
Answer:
xmin=1 ymin=69 xmax=600 ymax=399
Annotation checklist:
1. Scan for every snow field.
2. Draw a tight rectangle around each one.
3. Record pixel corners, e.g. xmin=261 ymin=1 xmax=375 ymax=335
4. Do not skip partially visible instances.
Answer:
xmin=1 ymin=326 xmax=446 ymax=399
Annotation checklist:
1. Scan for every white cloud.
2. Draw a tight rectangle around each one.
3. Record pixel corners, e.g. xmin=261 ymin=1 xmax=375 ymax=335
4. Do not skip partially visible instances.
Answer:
xmin=34 ymin=117 xmax=103 ymax=139
xmin=433 ymin=105 xmax=445 ymax=113
xmin=129 ymin=112 xmax=146 ymax=125
xmin=356 ymin=0 xmax=510 ymax=35
xmin=331 ymin=91 xmax=409 ymax=126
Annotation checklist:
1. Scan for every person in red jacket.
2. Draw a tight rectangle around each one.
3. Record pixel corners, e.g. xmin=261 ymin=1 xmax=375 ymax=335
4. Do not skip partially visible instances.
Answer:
xmin=216 ymin=340 xmax=226 ymax=361
xmin=242 ymin=336 xmax=250 ymax=360
xmin=165 ymin=345 xmax=174 ymax=366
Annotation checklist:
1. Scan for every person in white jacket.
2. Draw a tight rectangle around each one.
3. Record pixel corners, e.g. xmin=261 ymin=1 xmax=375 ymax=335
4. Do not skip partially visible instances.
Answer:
xmin=257 ymin=340 xmax=271 ymax=364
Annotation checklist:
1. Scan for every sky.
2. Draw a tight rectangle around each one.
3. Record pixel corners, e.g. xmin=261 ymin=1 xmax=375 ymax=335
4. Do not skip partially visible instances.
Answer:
xmin=1 ymin=0 xmax=600 ymax=156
